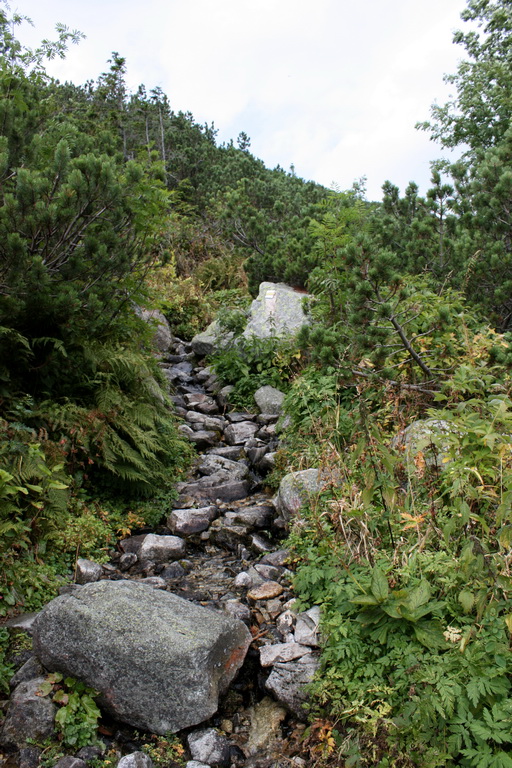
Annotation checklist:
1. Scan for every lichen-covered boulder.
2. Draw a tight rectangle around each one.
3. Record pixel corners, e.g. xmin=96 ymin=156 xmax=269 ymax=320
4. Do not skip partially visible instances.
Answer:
xmin=273 ymin=469 xmax=322 ymax=522
xmin=32 ymin=580 xmax=252 ymax=735
xmin=243 ymin=283 xmax=309 ymax=340
xmin=392 ymin=418 xmax=453 ymax=468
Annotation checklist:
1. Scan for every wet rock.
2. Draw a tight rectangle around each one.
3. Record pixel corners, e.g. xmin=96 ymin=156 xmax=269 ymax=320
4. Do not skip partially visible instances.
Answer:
xmin=224 ymin=422 xmax=259 ymax=446
xmin=186 ymin=763 xmax=210 ymax=768
xmin=187 ymin=728 xmax=231 ymax=767
xmin=168 ymin=507 xmax=217 ymax=535
xmin=117 ymin=753 xmax=153 ymax=768
xmin=247 ymin=582 xmax=284 ymax=600
xmin=259 ymin=643 xmax=312 ymax=667
xmin=32 ymin=580 xmax=251 ymax=734
xmin=0 ymin=678 xmax=56 ymax=748
xmin=246 ymin=697 xmax=287 ymax=756
xmin=265 ymin=654 xmax=320 ymax=719
xmin=254 ymin=385 xmax=285 ymax=415
xmin=75 ymin=558 xmax=103 ymax=585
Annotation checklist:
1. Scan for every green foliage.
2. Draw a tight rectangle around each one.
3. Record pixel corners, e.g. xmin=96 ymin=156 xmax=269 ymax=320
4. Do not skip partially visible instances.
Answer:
xmin=38 ymin=672 xmax=101 ymax=749
xmin=210 ymin=334 xmax=301 ymax=408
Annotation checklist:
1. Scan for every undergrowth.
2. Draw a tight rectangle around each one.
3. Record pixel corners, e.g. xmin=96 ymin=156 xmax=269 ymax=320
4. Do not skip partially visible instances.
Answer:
xmin=281 ymin=359 xmax=512 ymax=767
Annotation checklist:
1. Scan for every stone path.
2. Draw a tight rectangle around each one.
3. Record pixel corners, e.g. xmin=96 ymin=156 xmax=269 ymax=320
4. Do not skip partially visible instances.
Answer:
xmin=1 ymin=336 xmax=320 ymax=768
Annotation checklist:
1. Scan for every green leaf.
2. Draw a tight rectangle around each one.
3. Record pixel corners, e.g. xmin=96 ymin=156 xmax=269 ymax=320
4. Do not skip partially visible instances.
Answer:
xmin=370 ymin=567 xmax=389 ymax=602
xmin=458 ymin=589 xmax=475 ymax=613
xmin=412 ymin=620 xmax=446 ymax=649
xmin=406 ymin=580 xmax=431 ymax=611
xmin=350 ymin=594 xmax=379 ymax=605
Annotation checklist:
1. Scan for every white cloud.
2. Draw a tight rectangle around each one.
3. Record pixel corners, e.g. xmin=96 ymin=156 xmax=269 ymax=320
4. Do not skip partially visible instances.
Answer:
xmin=14 ymin=0 xmax=468 ymax=199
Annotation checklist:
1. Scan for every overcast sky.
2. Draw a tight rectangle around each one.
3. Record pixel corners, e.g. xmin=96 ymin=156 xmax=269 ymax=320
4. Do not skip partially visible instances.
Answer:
xmin=12 ymin=0 xmax=468 ymax=200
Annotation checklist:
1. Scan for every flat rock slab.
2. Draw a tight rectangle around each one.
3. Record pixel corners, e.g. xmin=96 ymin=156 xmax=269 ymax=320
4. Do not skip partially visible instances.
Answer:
xmin=247 ymin=582 xmax=284 ymax=600
xmin=32 ymin=581 xmax=251 ymax=735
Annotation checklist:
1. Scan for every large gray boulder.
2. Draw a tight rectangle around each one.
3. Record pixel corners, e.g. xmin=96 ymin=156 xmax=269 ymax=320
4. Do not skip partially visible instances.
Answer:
xmin=243 ymin=283 xmax=309 ymax=340
xmin=32 ymin=581 xmax=252 ymax=735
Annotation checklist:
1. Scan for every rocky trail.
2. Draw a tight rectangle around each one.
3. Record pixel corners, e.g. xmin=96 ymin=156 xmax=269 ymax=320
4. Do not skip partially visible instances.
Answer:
xmin=1 ymin=323 xmax=321 ymax=768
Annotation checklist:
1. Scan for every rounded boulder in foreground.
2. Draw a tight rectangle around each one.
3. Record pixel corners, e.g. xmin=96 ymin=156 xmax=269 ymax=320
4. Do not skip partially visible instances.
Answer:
xmin=31 ymin=581 xmax=251 ymax=735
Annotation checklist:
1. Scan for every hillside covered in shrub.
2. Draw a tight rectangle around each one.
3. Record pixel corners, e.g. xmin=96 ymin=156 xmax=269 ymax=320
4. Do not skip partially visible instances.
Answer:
xmin=2 ymin=0 xmax=512 ymax=765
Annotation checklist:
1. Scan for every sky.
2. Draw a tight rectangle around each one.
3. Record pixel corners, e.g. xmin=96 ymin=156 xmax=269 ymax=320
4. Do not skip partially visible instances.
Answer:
xmin=12 ymin=0 xmax=468 ymax=201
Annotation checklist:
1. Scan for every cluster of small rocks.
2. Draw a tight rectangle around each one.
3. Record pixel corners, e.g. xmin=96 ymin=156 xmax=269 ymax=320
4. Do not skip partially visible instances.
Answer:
xmin=1 ymin=328 xmax=321 ymax=768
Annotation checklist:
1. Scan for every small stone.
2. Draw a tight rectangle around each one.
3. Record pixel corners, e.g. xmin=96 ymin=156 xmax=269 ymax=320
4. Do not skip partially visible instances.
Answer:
xmin=137 ymin=576 xmax=167 ymax=589
xmin=250 ymin=534 xmax=274 ymax=553
xmin=247 ymin=581 xmax=284 ymax=600
xmin=294 ymin=606 xmax=321 ymax=647
xmin=260 ymin=550 xmax=290 ymax=567
xmin=117 ymin=753 xmax=154 ymax=768
xmin=18 ymin=747 xmax=41 ymax=768
xmin=223 ymin=600 xmax=251 ymax=625
xmin=253 ymin=563 xmax=282 ymax=581
xmin=138 ymin=534 xmax=186 ymax=564
xmin=52 ymin=758 xmax=87 ymax=768
xmin=188 ymin=728 xmax=230 ymax=767
xmin=0 ymin=678 xmax=56 ymax=748
xmin=160 ymin=562 xmax=186 ymax=581
xmin=234 ymin=572 xmax=252 ymax=588
xmin=119 ymin=552 xmax=138 ymax=571
xmin=75 ymin=558 xmax=103 ymax=585
xmin=259 ymin=642 xmax=312 ymax=667
xmin=224 ymin=422 xmax=259 ymax=446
